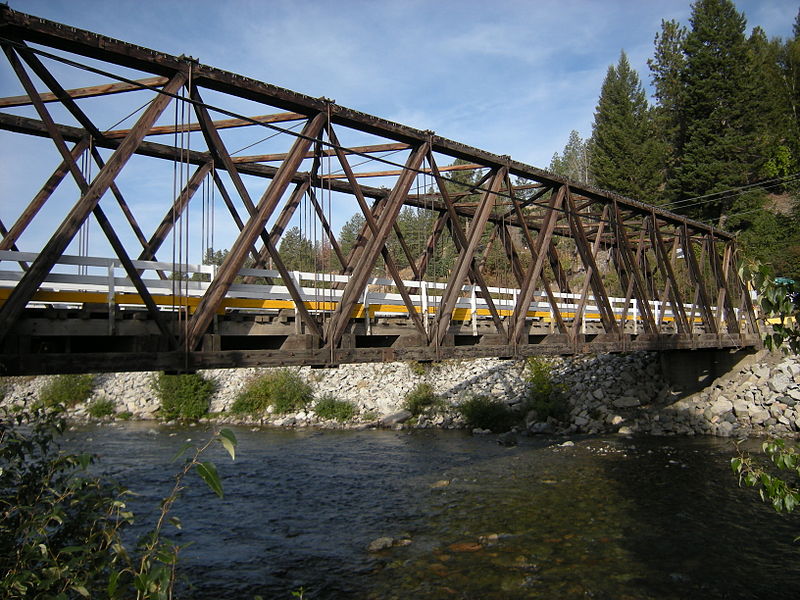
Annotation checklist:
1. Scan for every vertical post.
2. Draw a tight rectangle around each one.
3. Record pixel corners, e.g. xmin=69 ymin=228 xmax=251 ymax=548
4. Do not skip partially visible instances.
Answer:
xmin=471 ymin=286 xmax=478 ymax=336
xmin=421 ymin=281 xmax=429 ymax=334
xmin=107 ymin=261 xmax=116 ymax=336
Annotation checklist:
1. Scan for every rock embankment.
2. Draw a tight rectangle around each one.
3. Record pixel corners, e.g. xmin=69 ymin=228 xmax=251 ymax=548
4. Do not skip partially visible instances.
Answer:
xmin=1 ymin=350 xmax=798 ymax=438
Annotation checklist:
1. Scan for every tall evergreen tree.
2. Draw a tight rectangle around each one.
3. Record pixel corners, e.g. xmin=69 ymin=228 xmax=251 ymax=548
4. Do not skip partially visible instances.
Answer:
xmin=648 ymin=19 xmax=687 ymax=195
xmin=776 ymin=10 xmax=800 ymax=176
xmin=590 ymin=51 xmax=662 ymax=202
xmin=671 ymin=0 xmax=759 ymax=221
xmin=549 ymin=130 xmax=592 ymax=184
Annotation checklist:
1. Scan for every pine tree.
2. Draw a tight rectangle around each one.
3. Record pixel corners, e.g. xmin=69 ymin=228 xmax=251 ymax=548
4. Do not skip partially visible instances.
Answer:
xmin=671 ymin=0 xmax=759 ymax=222
xmin=776 ymin=10 xmax=800 ymax=176
xmin=549 ymin=130 xmax=592 ymax=184
xmin=648 ymin=19 xmax=687 ymax=198
xmin=590 ymin=51 xmax=662 ymax=202
xmin=278 ymin=226 xmax=315 ymax=272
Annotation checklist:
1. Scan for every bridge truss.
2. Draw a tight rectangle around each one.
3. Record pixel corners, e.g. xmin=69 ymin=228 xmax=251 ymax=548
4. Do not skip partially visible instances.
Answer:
xmin=0 ymin=8 xmax=760 ymax=374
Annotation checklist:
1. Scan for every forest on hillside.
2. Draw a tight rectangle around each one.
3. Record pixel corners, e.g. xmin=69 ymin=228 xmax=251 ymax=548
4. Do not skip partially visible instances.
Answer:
xmin=550 ymin=0 xmax=800 ymax=278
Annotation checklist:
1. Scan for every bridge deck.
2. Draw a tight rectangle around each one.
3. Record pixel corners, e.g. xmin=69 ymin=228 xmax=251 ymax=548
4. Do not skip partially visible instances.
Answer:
xmin=0 ymin=250 xmax=759 ymax=375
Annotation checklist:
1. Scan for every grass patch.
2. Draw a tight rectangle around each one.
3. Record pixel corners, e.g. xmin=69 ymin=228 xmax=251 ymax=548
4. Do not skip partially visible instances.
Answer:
xmin=407 ymin=361 xmax=430 ymax=377
xmin=39 ymin=374 xmax=95 ymax=408
xmin=314 ymin=395 xmax=356 ymax=421
xmin=116 ymin=411 xmax=133 ymax=421
xmin=230 ymin=369 xmax=313 ymax=415
xmin=87 ymin=398 xmax=115 ymax=419
xmin=154 ymin=372 xmax=215 ymax=421
xmin=525 ymin=357 xmax=568 ymax=421
xmin=458 ymin=395 xmax=516 ymax=432
xmin=403 ymin=382 xmax=440 ymax=416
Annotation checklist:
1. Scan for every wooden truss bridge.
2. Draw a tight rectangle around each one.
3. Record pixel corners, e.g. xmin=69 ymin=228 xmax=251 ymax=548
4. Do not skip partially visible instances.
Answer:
xmin=0 ymin=8 xmax=760 ymax=375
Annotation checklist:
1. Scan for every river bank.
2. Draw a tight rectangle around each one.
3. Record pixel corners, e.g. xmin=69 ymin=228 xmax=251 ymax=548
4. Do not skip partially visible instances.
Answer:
xmin=2 ymin=350 xmax=799 ymax=438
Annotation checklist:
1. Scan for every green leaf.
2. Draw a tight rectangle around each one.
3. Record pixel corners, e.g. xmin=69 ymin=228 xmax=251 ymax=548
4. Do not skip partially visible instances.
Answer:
xmin=169 ymin=516 xmax=182 ymax=530
xmin=217 ymin=429 xmax=237 ymax=461
xmin=171 ymin=442 xmax=194 ymax=463
xmin=196 ymin=461 xmax=224 ymax=498
xmin=71 ymin=585 xmax=90 ymax=598
xmin=730 ymin=457 xmax=742 ymax=473
xmin=108 ymin=570 xmax=120 ymax=597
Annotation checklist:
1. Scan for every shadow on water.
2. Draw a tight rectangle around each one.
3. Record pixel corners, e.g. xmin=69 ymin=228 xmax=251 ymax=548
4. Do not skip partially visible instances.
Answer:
xmin=65 ymin=422 xmax=800 ymax=600
xmin=599 ymin=434 xmax=800 ymax=600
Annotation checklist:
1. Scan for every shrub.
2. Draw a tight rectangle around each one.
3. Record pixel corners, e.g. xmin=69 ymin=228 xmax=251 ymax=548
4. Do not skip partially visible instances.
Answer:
xmin=407 ymin=361 xmax=429 ymax=376
xmin=458 ymin=395 xmax=516 ymax=432
xmin=154 ymin=372 xmax=215 ymax=421
xmin=230 ymin=369 xmax=313 ymax=415
xmin=39 ymin=374 xmax=95 ymax=408
xmin=87 ymin=397 xmax=115 ymax=419
xmin=525 ymin=357 xmax=568 ymax=421
xmin=314 ymin=395 xmax=356 ymax=421
xmin=403 ymin=382 xmax=439 ymax=415
xmin=0 ymin=404 xmax=131 ymax=597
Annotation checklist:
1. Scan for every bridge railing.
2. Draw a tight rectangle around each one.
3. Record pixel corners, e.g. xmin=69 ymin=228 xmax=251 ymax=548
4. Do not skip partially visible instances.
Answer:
xmin=0 ymin=249 xmax=729 ymax=334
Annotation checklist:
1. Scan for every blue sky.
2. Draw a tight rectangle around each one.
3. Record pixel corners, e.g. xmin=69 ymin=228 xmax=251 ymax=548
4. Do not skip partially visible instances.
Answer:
xmin=7 ymin=0 xmax=797 ymax=167
xmin=1 ymin=0 xmax=798 ymax=261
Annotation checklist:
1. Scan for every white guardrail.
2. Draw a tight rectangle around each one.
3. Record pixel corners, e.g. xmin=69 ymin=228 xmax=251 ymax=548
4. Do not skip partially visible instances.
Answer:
xmin=0 ymin=250 xmax=730 ymax=333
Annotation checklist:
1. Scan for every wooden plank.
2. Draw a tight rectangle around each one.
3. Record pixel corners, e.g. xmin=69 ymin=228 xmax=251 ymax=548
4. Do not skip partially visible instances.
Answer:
xmin=648 ymin=215 xmax=689 ymax=334
xmin=611 ymin=201 xmax=657 ymax=334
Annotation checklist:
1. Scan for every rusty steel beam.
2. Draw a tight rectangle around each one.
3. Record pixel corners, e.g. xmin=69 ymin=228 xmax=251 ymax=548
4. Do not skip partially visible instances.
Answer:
xmin=185 ymin=112 xmax=328 ymax=350
xmin=0 ymin=75 xmax=168 ymax=108
xmin=0 ymin=51 xmax=187 ymax=341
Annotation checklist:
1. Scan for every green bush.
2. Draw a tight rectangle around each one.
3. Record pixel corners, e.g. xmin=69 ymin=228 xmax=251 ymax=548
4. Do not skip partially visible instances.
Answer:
xmin=230 ymin=369 xmax=313 ymax=415
xmin=87 ymin=397 xmax=115 ymax=419
xmin=525 ymin=357 xmax=568 ymax=421
xmin=407 ymin=361 xmax=429 ymax=377
xmin=0 ymin=405 xmax=131 ymax=597
xmin=458 ymin=395 xmax=516 ymax=432
xmin=314 ymin=395 xmax=356 ymax=421
xmin=39 ymin=374 xmax=95 ymax=408
xmin=154 ymin=372 xmax=215 ymax=421
xmin=403 ymin=382 xmax=440 ymax=415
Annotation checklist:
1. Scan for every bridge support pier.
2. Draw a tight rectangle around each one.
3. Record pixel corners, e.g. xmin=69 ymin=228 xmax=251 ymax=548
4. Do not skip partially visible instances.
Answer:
xmin=660 ymin=348 xmax=759 ymax=395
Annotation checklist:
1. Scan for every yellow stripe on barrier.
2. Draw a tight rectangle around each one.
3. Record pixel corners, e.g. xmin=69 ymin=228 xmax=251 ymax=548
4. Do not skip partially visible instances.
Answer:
xmin=0 ymin=287 xmax=710 ymax=325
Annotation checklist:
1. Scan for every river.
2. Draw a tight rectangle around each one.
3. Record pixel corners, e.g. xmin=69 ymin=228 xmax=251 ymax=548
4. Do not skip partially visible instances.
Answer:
xmin=64 ymin=423 xmax=799 ymax=599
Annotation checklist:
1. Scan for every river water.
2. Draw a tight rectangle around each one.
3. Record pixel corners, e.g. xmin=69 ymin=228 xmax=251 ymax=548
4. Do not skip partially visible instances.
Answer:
xmin=65 ymin=423 xmax=799 ymax=599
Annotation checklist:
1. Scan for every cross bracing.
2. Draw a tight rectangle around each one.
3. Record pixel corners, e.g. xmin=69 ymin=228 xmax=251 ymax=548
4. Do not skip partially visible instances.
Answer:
xmin=0 ymin=8 xmax=760 ymax=375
